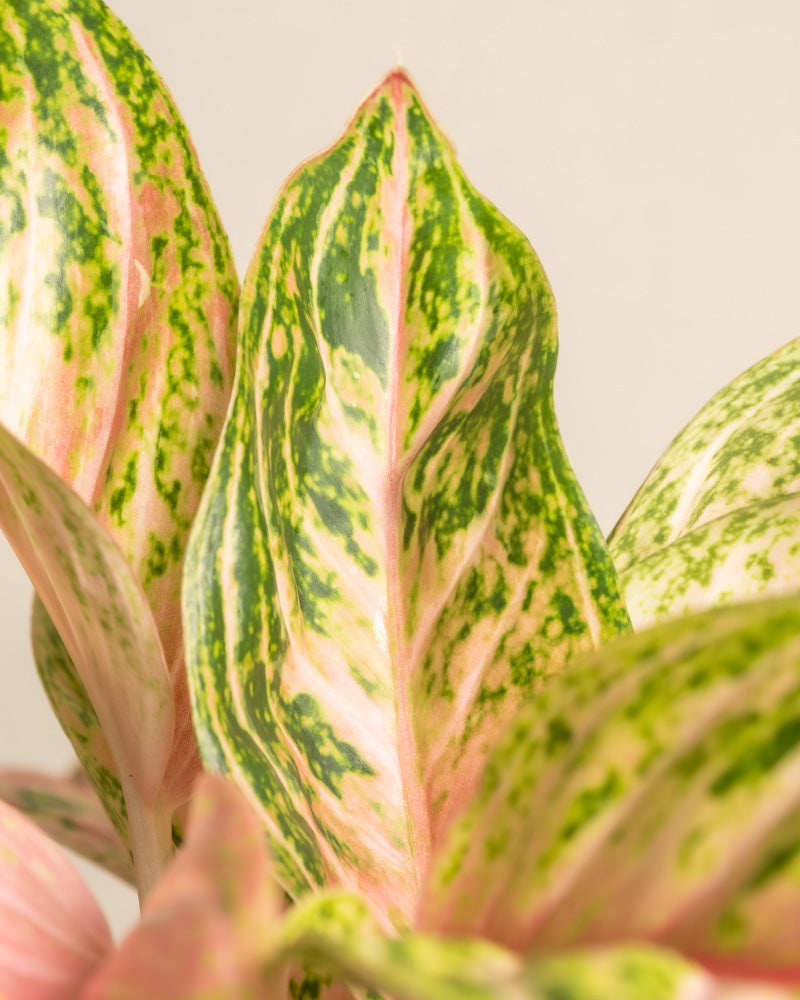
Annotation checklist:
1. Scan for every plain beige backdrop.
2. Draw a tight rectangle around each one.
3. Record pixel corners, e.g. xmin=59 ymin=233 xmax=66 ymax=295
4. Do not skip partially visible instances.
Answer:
xmin=2 ymin=0 xmax=799 ymax=936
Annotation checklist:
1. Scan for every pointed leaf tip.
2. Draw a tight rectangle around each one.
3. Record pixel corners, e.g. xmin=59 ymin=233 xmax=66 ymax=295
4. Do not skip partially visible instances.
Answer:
xmin=185 ymin=69 xmax=629 ymax=927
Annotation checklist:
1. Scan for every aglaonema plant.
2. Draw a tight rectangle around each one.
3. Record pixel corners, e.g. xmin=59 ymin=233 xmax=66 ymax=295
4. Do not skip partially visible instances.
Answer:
xmin=3 ymin=1 xmax=800 ymax=998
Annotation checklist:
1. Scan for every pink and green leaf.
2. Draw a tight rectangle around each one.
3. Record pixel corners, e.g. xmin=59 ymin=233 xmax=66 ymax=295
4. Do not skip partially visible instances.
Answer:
xmin=421 ymin=593 xmax=800 ymax=985
xmin=0 ymin=766 xmax=133 ymax=884
xmin=0 ymin=0 xmax=238 ymax=834
xmin=30 ymin=593 xmax=131 ymax=859
xmin=609 ymin=337 xmax=800 ymax=623
xmin=619 ymin=493 xmax=800 ymax=629
xmin=0 ymin=797 xmax=111 ymax=999
xmin=183 ymin=68 xmax=629 ymax=927
xmin=81 ymin=775 xmax=773 ymax=1000
xmin=0 ymin=422 xmax=174 ymax=895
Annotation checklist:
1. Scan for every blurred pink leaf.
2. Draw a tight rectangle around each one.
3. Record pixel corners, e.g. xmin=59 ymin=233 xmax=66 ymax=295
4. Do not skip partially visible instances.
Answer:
xmin=0 ymin=423 xmax=174 ymax=892
xmin=0 ymin=0 xmax=238 ymax=847
xmin=82 ymin=775 xmax=284 ymax=999
xmin=0 ymin=797 xmax=111 ymax=1000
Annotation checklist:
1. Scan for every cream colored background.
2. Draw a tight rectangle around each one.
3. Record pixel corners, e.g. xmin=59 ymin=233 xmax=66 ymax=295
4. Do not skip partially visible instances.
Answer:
xmin=2 ymin=0 xmax=799 ymax=936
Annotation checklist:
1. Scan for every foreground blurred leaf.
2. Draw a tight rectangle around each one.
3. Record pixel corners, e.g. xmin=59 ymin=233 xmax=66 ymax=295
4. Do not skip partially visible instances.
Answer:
xmin=83 ymin=775 xmax=283 ymax=1000
xmin=0 ymin=797 xmax=112 ymax=999
xmin=610 ymin=337 xmax=800 ymax=626
xmin=84 ymin=776 xmax=787 ymax=1000
xmin=421 ymin=594 xmax=800 ymax=984
xmin=184 ymin=68 xmax=629 ymax=927
xmin=0 ymin=0 xmax=237 ymax=839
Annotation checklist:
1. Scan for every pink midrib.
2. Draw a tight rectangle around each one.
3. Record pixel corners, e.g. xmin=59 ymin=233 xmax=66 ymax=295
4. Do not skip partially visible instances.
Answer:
xmin=383 ymin=73 xmax=433 ymax=902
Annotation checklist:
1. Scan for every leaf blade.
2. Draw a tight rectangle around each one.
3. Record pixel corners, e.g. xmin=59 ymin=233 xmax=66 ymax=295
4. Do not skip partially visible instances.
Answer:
xmin=619 ymin=492 xmax=800 ymax=629
xmin=610 ymin=337 xmax=800 ymax=623
xmin=0 ymin=0 xmax=238 ymax=828
xmin=184 ymin=69 xmax=629 ymax=925
xmin=0 ymin=797 xmax=111 ymax=999
xmin=421 ymin=594 xmax=800 ymax=981
xmin=0 ymin=422 xmax=175 ymax=888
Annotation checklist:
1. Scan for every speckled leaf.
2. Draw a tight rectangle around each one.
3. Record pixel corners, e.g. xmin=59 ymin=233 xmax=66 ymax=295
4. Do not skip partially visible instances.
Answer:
xmin=271 ymin=900 xmax=772 ymax=1000
xmin=29 ymin=593 xmax=131 ymax=859
xmin=610 ymin=337 xmax=800 ymax=622
xmin=83 ymin=775 xmax=772 ymax=1000
xmin=0 ymin=422 xmax=174 ymax=894
xmin=184 ymin=69 xmax=629 ymax=927
xmin=0 ymin=796 xmax=112 ymax=999
xmin=0 ymin=766 xmax=133 ymax=884
xmin=0 ymin=0 xmax=237 ymax=826
xmin=522 ymin=949 xmax=798 ymax=1000
xmin=421 ymin=594 xmax=800 ymax=984
xmin=620 ymin=493 xmax=800 ymax=629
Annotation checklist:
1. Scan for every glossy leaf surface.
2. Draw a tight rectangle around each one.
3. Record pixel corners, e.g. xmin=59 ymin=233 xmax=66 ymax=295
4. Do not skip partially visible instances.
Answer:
xmin=0 ymin=766 xmax=133 ymax=884
xmin=610 ymin=337 xmax=800 ymax=624
xmin=184 ymin=69 xmax=629 ymax=926
xmin=421 ymin=594 xmax=800 ymax=984
xmin=0 ymin=0 xmax=237 ymax=833
xmin=0 ymin=797 xmax=111 ymax=999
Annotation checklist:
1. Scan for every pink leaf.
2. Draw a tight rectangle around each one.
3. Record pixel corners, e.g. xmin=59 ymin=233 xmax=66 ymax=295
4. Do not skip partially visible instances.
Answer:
xmin=0 ymin=798 xmax=111 ymax=1000
xmin=0 ymin=424 xmax=174 ymax=893
xmin=82 ymin=775 xmax=284 ymax=1000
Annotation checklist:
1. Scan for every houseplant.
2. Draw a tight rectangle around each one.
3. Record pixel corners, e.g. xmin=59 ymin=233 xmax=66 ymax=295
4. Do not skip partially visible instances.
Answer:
xmin=2 ymin=0 xmax=800 ymax=996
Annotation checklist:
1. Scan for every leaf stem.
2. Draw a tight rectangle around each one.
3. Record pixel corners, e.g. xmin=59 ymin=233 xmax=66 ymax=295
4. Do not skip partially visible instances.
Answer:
xmin=123 ymin=785 xmax=174 ymax=906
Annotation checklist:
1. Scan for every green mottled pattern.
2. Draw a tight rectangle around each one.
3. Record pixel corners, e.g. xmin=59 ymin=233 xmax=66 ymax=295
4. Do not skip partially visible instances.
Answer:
xmin=0 ymin=420 xmax=174 ymax=875
xmin=0 ymin=0 xmax=238 ymax=833
xmin=0 ymin=765 xmax=134 ymax=883
xmin=621 ymin=493 xmax=800 ymax=628
xmin=254 ymin=891 xmax=768 ymax=1000
xmin=524 ymin=948 xmax=793 ymax=1000
xmin=30 ymin=594 xmax=130 ymax=856
xmin=184 ymin=70 xmax=629 ymax=926
xmin=81 ymin=770 xmax=793 ymax=999
xmin=610 ymin=337 xmax=800 ymax=572
xmin=422 ymin=594 xmax=800 ymax=979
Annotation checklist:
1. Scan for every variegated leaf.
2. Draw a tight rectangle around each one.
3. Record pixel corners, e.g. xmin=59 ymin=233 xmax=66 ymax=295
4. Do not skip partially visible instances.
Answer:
xmin=0 ymin=796 xmax=111 ymax=999
xmin=0 ymin=766 xmax=133 ymax=884
xmin=184 ymin=69 xmax=629 ymax=926
xmin=523 ymin=949 xmax=799 ymax=1000
xmin=620 ymin=493 xmax=800 ymax=629
xmin=83 ymin=776 xmax=775 ymax=1000
xmin=609 ymin=337 xmax=800 ymax=623
xmin=0 ymin=422 xmax=174 ymax=896
xmin=421 ymin=593 xmax=800 ymax=984
xmin=30 ymin=594 xmax=131 ymax=860
xmin=0 ymin=0 xmax=238 ymax=828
